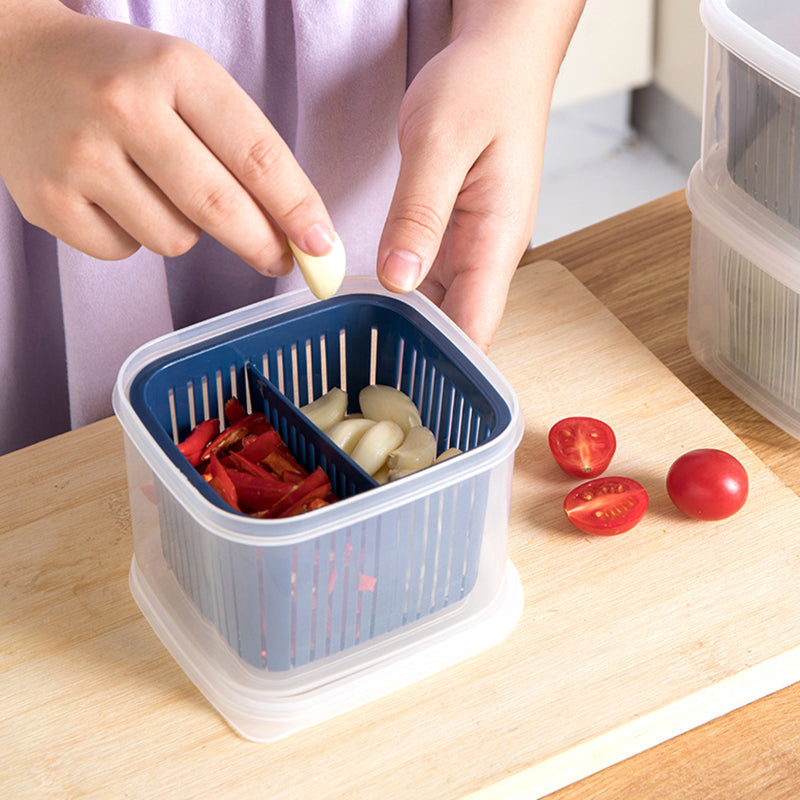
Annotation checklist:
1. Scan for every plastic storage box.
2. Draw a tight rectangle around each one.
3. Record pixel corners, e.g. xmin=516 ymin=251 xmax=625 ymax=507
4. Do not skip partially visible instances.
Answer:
xmin=700 ymin=0 xmax=800 ymax=228
xmin=113 ymin=277 xmax=524 ymax=741
xmin=686 ymin=150 xmax=800 ymax=441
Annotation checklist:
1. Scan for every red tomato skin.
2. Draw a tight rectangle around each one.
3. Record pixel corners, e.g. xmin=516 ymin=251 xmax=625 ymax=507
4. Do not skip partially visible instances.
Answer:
xmin=563 ymin=476 xmax=649 ymax=536
xmin=666 ymin=448 xmax=748 ymax=521
xmin=548 ymin=417 xmax=617 ymax=478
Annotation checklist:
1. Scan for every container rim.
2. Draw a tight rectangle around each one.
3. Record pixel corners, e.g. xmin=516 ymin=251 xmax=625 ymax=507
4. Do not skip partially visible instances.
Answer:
xmin=700 ymin=0 xmax=800 ymax=94
xmin=686 ymin=155 xmax=800 ymax=294
xmin=113 ymin=277 xmax=523 ymax=545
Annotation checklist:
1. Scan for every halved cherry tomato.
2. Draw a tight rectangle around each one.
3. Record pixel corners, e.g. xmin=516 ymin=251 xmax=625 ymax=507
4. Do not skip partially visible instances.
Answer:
xmin=563 ymin=476 xmax=648 ymax=536
xmin=666 ymin=448 xmax=748 ymax=520
xmin=548 ymin=416 xmax=617 ymax=478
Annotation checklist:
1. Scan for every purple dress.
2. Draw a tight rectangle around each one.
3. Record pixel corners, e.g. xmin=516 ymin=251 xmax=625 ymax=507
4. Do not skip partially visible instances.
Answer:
xmin=0 ymin=0 xmax=450 ymax=453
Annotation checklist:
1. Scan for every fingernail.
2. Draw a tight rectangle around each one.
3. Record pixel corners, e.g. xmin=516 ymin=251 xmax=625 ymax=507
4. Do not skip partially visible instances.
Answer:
xmin=382 ymin=249 xmax=422 ymax=292
xmin=302 ymin=222 xmax=336 ymax=257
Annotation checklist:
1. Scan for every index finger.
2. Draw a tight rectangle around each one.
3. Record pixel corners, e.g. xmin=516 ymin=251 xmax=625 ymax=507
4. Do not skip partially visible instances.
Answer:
xmin=175 ymin=47 xmax=336 ymax=258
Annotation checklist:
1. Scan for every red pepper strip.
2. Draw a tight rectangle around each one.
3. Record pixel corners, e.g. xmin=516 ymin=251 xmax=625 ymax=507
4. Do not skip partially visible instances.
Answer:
xmin=226 ymin=469 xmax=295 ymax=513
xmin=253 ymin=466 xmax=329 ymax=518
xmin=263 ymin=443 xmax=306 ymax=479
xmin=280 ymin=469 xmax=306 ymax=485
xmin=177 ymin=418 xmax=220 ymax=466
xmin=224 ymin=396 xmax=247 ymax=423
xmin=222 ymin=450 xmax=274 ymax=481
xmin=238 ymin=430 xmax=283 ymax=464
xmin=200 ymin=412 xmax=271 ymax=461
xmin=204 ymin=453 xmax=240 ymax=510
xmin=274 ymin=467 xmax=332 ymax=518
xmin=242 ymin=413 xmax=274 ymax=437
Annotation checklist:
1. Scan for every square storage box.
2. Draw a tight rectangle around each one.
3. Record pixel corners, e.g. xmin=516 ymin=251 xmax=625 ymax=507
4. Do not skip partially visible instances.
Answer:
xmin=113 ymin=277 xmax=524 ymax=741
xmin=686 ymin=151 xmax=800 ymax=441
xmin=700 ymin=0 xmax=800 ymax=228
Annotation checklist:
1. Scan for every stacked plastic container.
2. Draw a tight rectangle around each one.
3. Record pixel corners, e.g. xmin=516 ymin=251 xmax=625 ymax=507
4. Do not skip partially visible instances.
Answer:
xmin=113 ymin=277 xmax=523 ymax=741
xmin=688 ymin=0 xmax=800 ymax=440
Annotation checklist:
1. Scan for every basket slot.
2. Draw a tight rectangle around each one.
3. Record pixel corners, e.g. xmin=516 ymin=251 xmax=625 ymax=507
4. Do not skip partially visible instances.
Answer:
xmin=262 ymin=548 xmax=294 ymax=671
xmin=312 ymin=536 xmax=333 ymax=659
xmin=291 ymin=541 xmax=315 ymax=666
xmin=356 ymin=520 xmax=379 ymax=643
xmin=259 ymin=327 xmax=347 ymax=409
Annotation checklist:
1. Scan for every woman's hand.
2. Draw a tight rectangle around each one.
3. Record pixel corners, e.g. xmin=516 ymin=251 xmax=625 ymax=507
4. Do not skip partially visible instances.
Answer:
xmin=0 ymin=1 xmax=336 ymax=273
xmin=377 ymin=0 xmax=585 ymax=352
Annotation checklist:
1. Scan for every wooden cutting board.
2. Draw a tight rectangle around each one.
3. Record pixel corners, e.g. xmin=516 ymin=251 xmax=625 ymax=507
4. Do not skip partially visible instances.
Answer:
xmin=472 ymin=259 xmax=800 ymax=798
xmin=4 ymin=259 xmax=800 ymax=800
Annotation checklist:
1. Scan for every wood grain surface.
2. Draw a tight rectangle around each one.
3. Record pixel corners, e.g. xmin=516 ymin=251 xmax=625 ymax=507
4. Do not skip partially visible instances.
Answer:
xmin=523 ymin=191 xmax=800 ymax=800
xmin=2 ymin=191 xmax=800 ymax=799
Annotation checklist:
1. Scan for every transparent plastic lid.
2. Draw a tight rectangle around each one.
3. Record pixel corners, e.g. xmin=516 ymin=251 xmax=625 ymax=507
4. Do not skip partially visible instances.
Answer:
xmin=700 ymin=0 xmax=800 ymax=93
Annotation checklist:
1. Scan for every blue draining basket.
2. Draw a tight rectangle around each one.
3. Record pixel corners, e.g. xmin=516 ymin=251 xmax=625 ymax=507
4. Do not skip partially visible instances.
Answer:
xmin=116 ymin=281 xmax=520 ymax=674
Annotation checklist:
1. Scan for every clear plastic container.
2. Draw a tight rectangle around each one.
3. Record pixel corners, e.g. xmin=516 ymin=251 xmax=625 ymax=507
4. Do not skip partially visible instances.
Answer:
xmin=113 ymin=277 xmax=524 ymax=741
xmin=700 ymin=0 xmax=800 ymax=228
xmin=686 ymin=151 xmax=800 ymax=441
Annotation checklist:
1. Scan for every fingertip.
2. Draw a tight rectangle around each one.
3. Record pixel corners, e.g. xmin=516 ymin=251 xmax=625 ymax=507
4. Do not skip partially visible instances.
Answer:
xmin=379 ymin=249 xmax=423 ymax=293
xmin=248 ymin=248 xmax=293 ymax=278
xmin=264 ymin=251 xmax=295 ymax=278
xmin=301 ymin=221 xmax=336 ymax=257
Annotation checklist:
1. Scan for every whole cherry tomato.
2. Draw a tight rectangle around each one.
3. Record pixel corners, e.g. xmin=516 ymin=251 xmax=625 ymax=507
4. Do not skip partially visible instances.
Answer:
xmin=548 ymin=416 xmax=617 ymax=478
xmin=666 ymin=448 xmax=748 ymax=520
xmin=563 ymin=476 xmax=649 ymax=536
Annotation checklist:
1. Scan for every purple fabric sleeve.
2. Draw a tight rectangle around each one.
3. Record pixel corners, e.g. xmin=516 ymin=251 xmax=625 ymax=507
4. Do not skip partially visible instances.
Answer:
xmin=0 ymin=0 xmax=450 ymax=453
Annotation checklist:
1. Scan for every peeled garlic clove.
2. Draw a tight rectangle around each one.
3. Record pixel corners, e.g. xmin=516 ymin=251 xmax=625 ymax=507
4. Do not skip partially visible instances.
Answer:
xmin=289 ymin=232 xmax=346 ymax=300
xmin=326 ymin=417 xmax=375 ymax=455
xmin=387 ymin=425 xmax=437 ymax=473
xmin=299 ymin=386 xmax=348 ymax=432
xmin=350 ymin=420 xmax=404 ymax=476
xmin=435 ymin=447 xmax=462 ymax=463
xmin=388 ymin=467 xmax=414 ymax=482
xmin=359 ymin=384 xmax=422 ymax=434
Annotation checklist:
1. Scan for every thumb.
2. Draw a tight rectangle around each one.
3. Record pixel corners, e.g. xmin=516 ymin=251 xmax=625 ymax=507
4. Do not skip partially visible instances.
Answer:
xmin=377 ymin=140 xmax=465 ymax=293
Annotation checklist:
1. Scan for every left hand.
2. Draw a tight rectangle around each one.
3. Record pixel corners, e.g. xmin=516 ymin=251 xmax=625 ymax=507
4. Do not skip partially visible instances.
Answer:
xmin=377 ymin=0 xmax=584 ymax=352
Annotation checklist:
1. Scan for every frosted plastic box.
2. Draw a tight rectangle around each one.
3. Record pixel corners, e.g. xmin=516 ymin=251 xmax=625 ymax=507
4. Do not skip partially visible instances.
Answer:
xmin=113 ymin=278 xmax=524 ymax=741
xmin=700 ymin=0 xmax=800 ymax=228
xmin=687 ymin=151 xmax=800 ymax=441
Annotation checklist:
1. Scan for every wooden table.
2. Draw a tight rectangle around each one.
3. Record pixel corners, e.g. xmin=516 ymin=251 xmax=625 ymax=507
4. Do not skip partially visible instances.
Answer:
xmin=522 ymin=192 xmax=800 ymax=800
xmin=2 ymin=191 xmax=799 ymax=798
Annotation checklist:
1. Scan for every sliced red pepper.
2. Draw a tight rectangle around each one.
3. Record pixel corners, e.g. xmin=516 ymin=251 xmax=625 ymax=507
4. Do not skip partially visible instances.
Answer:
xmin=200 ymin=412 xmax=272 ymax=461
xmin=280 ymin=469 xmax=307 ymax=485
xmin=224 ymin=396 xmax=247 ymax=423
xmin=226 ymin=469 xmax=295 ymax=513
xmin=273 ymin=467 xmax=332 ymax=518
xmin=180 ymin=394 xmax=339 ymax=517
xmin=238 ymin=429 xmax=283 ymax=464
xmin=222 ymin=450 xmax=280 ymax=483
xmin=177 ymin=418 xmax=220 ymax=466
xmin=263 ymin=442 xmax=306 ymax=478
xmin=203 ymin=453 xmax=240 ymax=510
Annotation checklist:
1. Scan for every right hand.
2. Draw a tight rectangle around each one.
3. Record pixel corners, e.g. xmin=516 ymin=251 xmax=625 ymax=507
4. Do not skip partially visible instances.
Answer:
xmin=0 ymin=2 xmax=336 ymax=273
